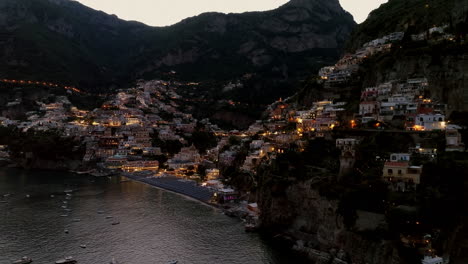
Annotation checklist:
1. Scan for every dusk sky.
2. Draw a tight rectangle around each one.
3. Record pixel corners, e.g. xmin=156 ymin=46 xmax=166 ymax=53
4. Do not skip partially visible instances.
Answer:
xmin=74 ymin=0 xmax=388 ymax=26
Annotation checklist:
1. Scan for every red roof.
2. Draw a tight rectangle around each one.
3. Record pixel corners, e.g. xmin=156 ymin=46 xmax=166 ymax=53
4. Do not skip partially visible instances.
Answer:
xmin=384 ymin=162 xmax=409 ymax=167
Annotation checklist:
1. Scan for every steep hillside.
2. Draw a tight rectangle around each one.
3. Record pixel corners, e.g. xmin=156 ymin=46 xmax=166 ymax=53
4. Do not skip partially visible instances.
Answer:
xmin=0 ymin=0 xmax=356 ymax=98
xmin=345 ymin=0 xmax=468 ymax=112
xmin=347 ymin=0 xmax=468 ymax=51
xmin=291 ymin=0 xmax=468 ymax=113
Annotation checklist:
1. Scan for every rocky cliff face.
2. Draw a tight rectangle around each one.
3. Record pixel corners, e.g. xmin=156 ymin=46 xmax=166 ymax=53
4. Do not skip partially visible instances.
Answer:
xmin=342 ymin=0 xmax=468 ymax=112
xmin=361 ymin=51 xmax=468 ymax=112
xmin=0 ymin=0 xmax=355 ymax=99
xmin=346 ymin=0 xmax=468 ymax=51
xmin=259 ymin=179 xmax=400 ymax=264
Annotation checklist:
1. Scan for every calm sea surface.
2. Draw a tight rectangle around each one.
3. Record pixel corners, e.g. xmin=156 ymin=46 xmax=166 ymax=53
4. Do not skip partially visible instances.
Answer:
xmin=0 ymin=168 xmax=304 ymax=264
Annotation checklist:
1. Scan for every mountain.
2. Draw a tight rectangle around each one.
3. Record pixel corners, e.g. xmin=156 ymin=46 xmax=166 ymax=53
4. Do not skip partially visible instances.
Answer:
xmin=335 ymin=0 xmax=468 ymax=112
xmin=0 ymin=0 xmax=356 ymax=98
xmin=347 ymin=0 xmax=468 ymax=51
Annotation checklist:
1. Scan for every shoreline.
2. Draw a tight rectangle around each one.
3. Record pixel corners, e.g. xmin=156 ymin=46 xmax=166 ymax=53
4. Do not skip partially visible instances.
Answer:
xmin=122 ymin=173 xmax=219 ymax=209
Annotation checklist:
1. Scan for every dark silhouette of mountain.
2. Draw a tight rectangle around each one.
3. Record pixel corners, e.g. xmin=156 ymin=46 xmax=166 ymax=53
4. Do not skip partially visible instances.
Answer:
xmin=0 ymin=0 xmax=355 ymax=96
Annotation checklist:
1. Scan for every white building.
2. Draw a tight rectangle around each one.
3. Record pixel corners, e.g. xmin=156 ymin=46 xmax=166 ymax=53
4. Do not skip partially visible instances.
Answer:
xmin=359 ymin=101 xmax=378 ymax=116
xmin=250 ymin=140 xmax=265 ymax=150
xmin=415 ymin=114 xmax=446 ymax=130
xmin=390 ymin=153 xmax=411 ymax=162
xmin=421 ymin=256 xmax=443 ymax=264
xmin=446 ymin=125 xmax=465 ymax=152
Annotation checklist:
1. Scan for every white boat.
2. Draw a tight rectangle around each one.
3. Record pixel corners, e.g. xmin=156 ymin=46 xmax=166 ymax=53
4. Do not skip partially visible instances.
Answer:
xmin=55 ymin=256 xmax=77 ymax=264
xmin=12 ymin=256 xmax=32 ymax=264
xmin=168 ymin=261 xmax=178 ymax=264
xmin=111 ymin=221 xmax=120 ymax=225
xmin=60 ymin=215 xmax=68 ymax=217
xmin=97 ymin=210 xmax=104 ymax=214
xmin=64 ymin=229 xmax=69 ymax=234
xmin=105 ymin=216 xmax=113 ymax=219
xmin=25 ymin=194 xmax=30 ymax=198
xmin=80 ymin=244 xmax=86 ymax=248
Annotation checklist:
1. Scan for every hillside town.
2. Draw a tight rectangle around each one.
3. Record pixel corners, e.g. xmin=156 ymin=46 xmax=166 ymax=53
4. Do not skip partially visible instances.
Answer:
xmin=0 ymin=26 xmax=466 ymax=264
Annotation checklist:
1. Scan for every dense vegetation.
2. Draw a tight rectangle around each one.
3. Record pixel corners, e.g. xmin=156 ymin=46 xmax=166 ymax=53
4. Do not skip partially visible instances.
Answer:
xmin=0 ymin=126 xmax=84 ymax=161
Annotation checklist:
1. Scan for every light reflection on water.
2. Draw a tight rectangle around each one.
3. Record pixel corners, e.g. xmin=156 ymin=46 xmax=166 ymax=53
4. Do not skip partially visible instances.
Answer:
xmin=0 ymin=168 xmax=305 ymax=264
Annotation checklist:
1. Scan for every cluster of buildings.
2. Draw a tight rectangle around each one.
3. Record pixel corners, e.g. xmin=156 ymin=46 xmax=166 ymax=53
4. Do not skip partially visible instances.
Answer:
xmin=411 ymin=25 xmax=455 ymax=42
xmin=357 ymin=78 xmax=447 ymax=129
xmin=294 ymin=100 xmax=346 ymax=135
xmin=0 ymin=80 xmax=223 ymax=182
xmin=319 ymin=32 xmax=404 ymax=86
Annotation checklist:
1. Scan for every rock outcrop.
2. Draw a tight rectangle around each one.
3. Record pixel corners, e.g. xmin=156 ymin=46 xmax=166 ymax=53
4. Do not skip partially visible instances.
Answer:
xmin=259 ymin=179 xmax=401 ymax=264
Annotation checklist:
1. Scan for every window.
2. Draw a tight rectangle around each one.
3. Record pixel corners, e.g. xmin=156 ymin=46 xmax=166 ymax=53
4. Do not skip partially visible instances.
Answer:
xmin=398 ymin=170 xmax=402 ymax=175
xmin=388 ymin=169 xmax=393 ymax=174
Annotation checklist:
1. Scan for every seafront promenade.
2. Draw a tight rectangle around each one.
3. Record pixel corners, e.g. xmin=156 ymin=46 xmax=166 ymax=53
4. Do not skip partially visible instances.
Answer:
xmin=123 ymin=173 xmax=215 ymax=203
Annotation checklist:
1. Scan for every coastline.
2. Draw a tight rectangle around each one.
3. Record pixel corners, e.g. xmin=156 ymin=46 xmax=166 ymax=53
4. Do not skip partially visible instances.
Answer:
xmin=122 ymin=173 xmax=219 ymax=209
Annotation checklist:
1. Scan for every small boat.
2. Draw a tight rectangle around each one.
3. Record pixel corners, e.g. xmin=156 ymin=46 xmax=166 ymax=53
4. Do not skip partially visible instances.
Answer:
xmin=74 ymin=169 xmax=94 ymax=175
xmin=61 ymin=206 xmax=67 ymax=209
xmin=65 ymin=197 xmax=72 ymax=200
xmin=25 ymin=194 xmax=30 ymax=198
xmin=167 ymin=261 xmax=178 ymax=264
xmin=63 ymin=201 xmax=68 ymax=204
xmin=12 ymin=256 xmax=32 ymax=264
xmin=80 ymin=244 xmax=86 ymax=249
xmin=0 ymin=200 xmax=7 ymax=203
xmin=64 ymin=190 xmax=73 ymax=194
xmin=105 ymin=216 xmax=113 ymax=219
xmin=60 ymin=215 xmax=68 ymax=217
xmin=64 ymin=229 xmax=69 ymax=234
xmin=50 ymin=195 xmax=55 ymax=198
xmin=66 ymin=194 xmax=72 ymax=197
xmin=55 ymin=256 xmax=77 ymax=264
xmin=97 ymin=210 xmax=104 ymax=214
xmin=3 ymin=193 xmax=11 ymax=198
xmin=111 ymin=221 xmax=120 ymax=225
xmin=72 ymin=219 xmax=81 ymax=222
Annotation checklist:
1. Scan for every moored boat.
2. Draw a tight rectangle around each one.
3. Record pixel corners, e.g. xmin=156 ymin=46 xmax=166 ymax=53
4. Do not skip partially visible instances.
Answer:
xmin=55 ymin=256 xmax=77 ymax=264
xmin=12 ymin=256 xmax=32 ymax=264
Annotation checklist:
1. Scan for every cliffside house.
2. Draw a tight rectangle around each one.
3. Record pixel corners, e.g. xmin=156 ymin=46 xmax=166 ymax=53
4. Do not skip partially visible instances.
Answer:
xmin=446 ymin=125 xmax=465 ymax=152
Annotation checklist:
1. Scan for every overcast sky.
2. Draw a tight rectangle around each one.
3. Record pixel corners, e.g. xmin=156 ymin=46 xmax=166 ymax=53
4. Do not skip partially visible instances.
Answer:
xmin=74 ymin=0 xmax=388 ymax=26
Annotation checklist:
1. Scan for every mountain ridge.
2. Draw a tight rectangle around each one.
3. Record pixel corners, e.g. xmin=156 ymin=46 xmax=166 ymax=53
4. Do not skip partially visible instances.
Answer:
xmin=0 ymin=0 xmax=356 ymax=100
